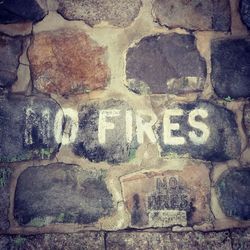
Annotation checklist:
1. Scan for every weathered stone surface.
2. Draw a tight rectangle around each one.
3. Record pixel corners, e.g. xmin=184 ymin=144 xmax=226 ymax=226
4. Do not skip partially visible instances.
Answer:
xmin=126 ymin=34 xmax=206 ymax=95
xmin=211 ymin=38 xmax=250 ymax=99
xmin=0 ymin=0 xmax=47 ymax=24
xmin=121 ymin=164 xmax=211 ymax=228
xmin=28 ymin=29 xmax=109 ymax=96
xmin=232 ymin=228 xmax=250 ymax=250
xmin=57 ymin=0 xmax=142 ymax=27
xmin=0 ymin=232 xmax=104 ymax=250
xmin=158 ymin=101 xmax=241 ymax=162
xmin=0 ymin=35 xmax=22 ymax=88
xmin=215 ymin=168 xmax=250 ymax=220
xmin=152 ymin=0 xmax=231 ymax=31
xmin=240 ymin=0 xmax=250 ymax=29
xmin=244 ymin=104 xmax=250 ymax=141
xmin=0 ymin=167 xmax=12 ymax=231
xmin=73 ymin=99 xmax=138 ymax=164
xmin=0 ymin=95 xmax=61 ymax=162
xmin=14 ymin=163 xmax=114 ymax=226
xmin=106 ymin=231 xmax=232 ymax=250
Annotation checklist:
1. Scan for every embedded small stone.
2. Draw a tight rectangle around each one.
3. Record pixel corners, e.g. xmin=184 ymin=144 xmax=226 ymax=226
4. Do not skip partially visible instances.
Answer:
xmin=0 ymin=95 xmax=61 ymax=162
xmin=0 ymin=35 xmax=22 ymax=88
xmin=0 ymin=0 xmax=47 ymax=24
xmin=157 ymin=101 xmax=241 ymax=161
xmin=14 ymin=163 xmax=114 ymax=226
xmin=57 ymin=0 xmax=142 ymax=27
xmin=121 ymin=164 xmax=211 ymax=228
xmin=73 ymin=99 xmax=138 ymax=164
xmin=216 ymin=168 xmax=250 ymax=220
xmin=28 ymin=29 xmax=109 ymax=96
xmin=0 ymin=167 xmax=12 ymax=231
xmin=240 ymin=0 xmax=250 ymax=29
xmin=106 ymin=231 xmax=231 ymax=249
xmin=0 ymin=233 xmax=104 ymax=249
xmin=152 ymin=0 xmax=231 ymax=31
xmin=126 ymin=34 xmax=206 ymax=95
xmin=211 ymin=38 xmax=250 ymax=99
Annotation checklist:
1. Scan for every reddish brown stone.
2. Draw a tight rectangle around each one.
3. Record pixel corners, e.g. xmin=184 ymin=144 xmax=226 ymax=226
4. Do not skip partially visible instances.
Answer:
xmin=28 ymin=29 xmax=109 ymax=96
xmin=121 ymin=164 xmax=212 ymax=228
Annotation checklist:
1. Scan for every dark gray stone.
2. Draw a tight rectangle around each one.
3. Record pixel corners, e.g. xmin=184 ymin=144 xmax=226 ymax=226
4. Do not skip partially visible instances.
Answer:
xmin=0 ymin=95 xmax=61 ymax=162
xmin=57 ymin=0 xmax=142 ymax=27
xmin=240 ymin=0 xmax=250 ymax=29
xmin=211 ymin=38 xmax=250 ymax=99
xmin=216 ymin=168 xmax=250 ymax=220
xmin=14 ymin=163 xmax=114 ymax=226
xmin=106 ymin=231 xmax=232 ymax=250
xmin=0 ymin=232 xmax=105 ymax=250
xmin=126 ymin=34 xmax=206 ymax=95
xmin=73 ymin=99 xmax=138 ymax=164
xmin=0 ymin=35 xmax=23 ymax=88
xmin=0 ymin=0 xmax=47 ymax=24
xmin=232 ymin=228 xmax=250 ymax=250
xmin=158 ymin=101 xmax=241 ymax=161
xmin=152 ymin=0 xmax=231 ymax=31
xmin=0 ymin=167 xmax=12 ymax=231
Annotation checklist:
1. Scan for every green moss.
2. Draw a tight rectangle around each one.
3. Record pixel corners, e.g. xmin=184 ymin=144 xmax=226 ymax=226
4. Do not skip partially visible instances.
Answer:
xmin=165 ymin=152 xmax=180 ymax=159
xmin=224 ymin=96 xmax=234 ymax=102
xmin=129 ymin=147 xmax=137 ymax=161
xmin=56 ymin=213 xmax=65 ymax=222
xmin=13 ymin=236 xmax=26 ymax=247
xmin=28 ymin=217 xmax=47 ymax=227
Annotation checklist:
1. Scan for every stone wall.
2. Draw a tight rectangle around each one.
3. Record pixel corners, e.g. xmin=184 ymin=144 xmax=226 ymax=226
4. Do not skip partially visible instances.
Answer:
xmin=0 ymin=0 xmax=250 ymax=249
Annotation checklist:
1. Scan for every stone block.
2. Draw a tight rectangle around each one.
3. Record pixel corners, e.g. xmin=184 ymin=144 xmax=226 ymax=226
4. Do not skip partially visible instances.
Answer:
xmin=57 ymin=0 xmax=142 ymax=27
xmin=157 ymin=101 xmax=241 ymax=162
xmin=126 ymin=34 xmax=206 ymax=95
xmin=106 ymin=231 xmax=232 ymax=250
xmin=14 ymin=163 xmax=114 ymax=226
xmin=120 ymin=163 xmax=212 ymax=228
xmin=73 ymin=99 xmax=138 ymax=164
xmin=211 ymin=38 xmax=250 ymax=99
xmin=0 ymin=232 xmax=104 ymax=250
xmin=215 ymin=168 xmax=250 ymax=220
xmin=28 ymin=29 xmax=109 ymax=96
xmin=0 ymin=35 xmax=22 ymax=88
xmin=0 ymin=95 xmax=61 ymax=162
xmin=152 ymin=0 xmax=231 ymax=31
xmin=0 ymin=0 xmax=47 ymax=24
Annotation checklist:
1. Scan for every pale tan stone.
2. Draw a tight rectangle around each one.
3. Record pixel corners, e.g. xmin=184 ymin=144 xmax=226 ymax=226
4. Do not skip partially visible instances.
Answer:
xmin=120 ymin=163 xmax=212 ymax=228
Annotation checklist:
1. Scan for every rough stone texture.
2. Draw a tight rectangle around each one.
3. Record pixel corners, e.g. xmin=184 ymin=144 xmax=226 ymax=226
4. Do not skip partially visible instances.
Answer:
xmin=211 ymin=38 xmax=250 ymax=99
xmin=215 ymin=168 xmax=250 ymax=220
xmin=244 ymin=104 xmax=250 ymax=141
xmin=106 ymin=231 xmax=232 ymax=250
xmin=0 ymin=167 xmax=12 ymax=231
xmin=152 ymin=0 xmax=231 ymax=31
xmin=0 ymin=34 xmax=23 ymax=88
xmin=0 ymin=95 xmax=61 ymax=162
xmin=0 ymin=0 xmax=47 ymax=24
xmin=232 ymin=228 xmax=250 ymax=250
xmin=0 ymin=232 xmax=104 ymax=250
xmin=14 ymin=163 xmax=114 ymax=226
xmin=57 ymin=0 xmax=142 ymax=27
xmin=126 ymin=34 xmax=206 ymax=95
xmin=73 ymin=99 xmax=138 ymax=164
xmin=240 ymin=0 xmax=250 ymax=29
xmin=158 ymin=101 xmax=241 ymax=162
xmin=121 ymin=164 xmax=211 ymax=228
xmin=28 ymin=29 xmax=109 ymax=96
